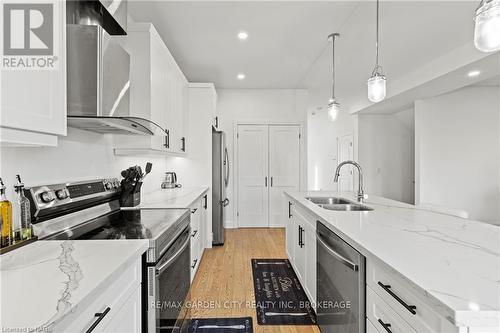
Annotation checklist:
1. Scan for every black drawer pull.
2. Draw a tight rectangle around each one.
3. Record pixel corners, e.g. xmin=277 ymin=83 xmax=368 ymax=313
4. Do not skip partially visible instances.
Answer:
xmin=203 ymin=194 xmax=208 ymax=209
xmin=378 ymin=281 xmax=417 ymax=315
xmin=288 ymin=201 xmax=292 ymax=218
xmin=191 ymin=259 xmax=198 ymax=269
xmin=85 ymin=307 xmax=111 ymax=333
xmin=191 ymin=208 xmax=198 ymax=214
xmin=191 ymin=230 xmax=198 ymax=238
xmin=377 ymin=319 xmax=392 ymax=333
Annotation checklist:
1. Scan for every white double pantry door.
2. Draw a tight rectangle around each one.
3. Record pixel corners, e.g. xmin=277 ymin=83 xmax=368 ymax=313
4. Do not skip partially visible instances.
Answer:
xmin=237 ymin=124 xmax=301 ymax=228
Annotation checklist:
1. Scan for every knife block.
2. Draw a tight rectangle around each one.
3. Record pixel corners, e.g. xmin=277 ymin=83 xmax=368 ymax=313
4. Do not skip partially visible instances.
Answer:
xmin=120 ymin=182 xmax=142 ymax=207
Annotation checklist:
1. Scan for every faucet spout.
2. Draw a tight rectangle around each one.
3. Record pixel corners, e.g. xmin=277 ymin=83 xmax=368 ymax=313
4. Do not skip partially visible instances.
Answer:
xmin=334 ymin=160 xmax=367 ymax=203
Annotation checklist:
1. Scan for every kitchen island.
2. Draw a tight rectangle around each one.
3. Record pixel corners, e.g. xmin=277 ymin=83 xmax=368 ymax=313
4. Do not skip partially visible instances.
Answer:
xmin=285 ymin=191 xmax=500 ymax=332
xmin=0 ymin=239 xmax=148 ymax=332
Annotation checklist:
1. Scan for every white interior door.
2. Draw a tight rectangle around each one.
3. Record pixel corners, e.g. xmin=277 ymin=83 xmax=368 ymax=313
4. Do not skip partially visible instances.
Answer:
xmin=337 ymin=134 xmax=354 ymax=192
xmin=237 ymin=125 xmax=269 ymax=227
xmin=268 ymin=125 xmax=300 ymax=227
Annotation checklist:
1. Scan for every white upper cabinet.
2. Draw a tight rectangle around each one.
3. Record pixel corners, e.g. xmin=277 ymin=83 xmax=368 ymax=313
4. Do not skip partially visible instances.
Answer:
xmin=1 ymin=0 xmax=66 ymax=147
xmin=114 ymin=23 xmax=188 ymax=155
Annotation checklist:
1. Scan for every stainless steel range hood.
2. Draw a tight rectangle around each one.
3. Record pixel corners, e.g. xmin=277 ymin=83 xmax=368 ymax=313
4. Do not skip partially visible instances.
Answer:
xmin=66 ymin=3 xmax=165 ymax=136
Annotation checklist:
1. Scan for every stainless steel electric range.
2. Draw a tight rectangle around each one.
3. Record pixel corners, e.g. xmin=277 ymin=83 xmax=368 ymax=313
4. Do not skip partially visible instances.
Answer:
xmin=26 ymin=178 xmax=191 ymax=333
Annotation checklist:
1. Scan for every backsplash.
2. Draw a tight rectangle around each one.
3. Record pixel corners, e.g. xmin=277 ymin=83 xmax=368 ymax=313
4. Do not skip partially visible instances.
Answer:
xmin=0 ymin=127 xmax=167 ymax=198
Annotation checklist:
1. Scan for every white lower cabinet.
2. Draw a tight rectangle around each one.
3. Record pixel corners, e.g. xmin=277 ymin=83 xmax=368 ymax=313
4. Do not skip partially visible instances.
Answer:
xmin=189 ymin=194 xmax=208 ymax=281
xmin=285 ymin=201 xmax=317 ymax=308
xmin=54 ymin=257 xmax=142 ymax=332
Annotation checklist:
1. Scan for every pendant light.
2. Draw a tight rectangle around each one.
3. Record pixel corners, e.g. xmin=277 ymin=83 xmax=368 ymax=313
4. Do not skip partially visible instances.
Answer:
xmin=474 ymin=0 xmax=500 ymax=52
xmin=327 ymin=33 xmax=340 ymax=122
xmin=367 ymin=0 xmax=387 ymax=103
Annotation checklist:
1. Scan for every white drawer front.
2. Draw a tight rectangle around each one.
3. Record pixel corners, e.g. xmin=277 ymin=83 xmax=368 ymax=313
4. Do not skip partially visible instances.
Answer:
xmin=55 ymin=258 xmax=142 ymax=333
xmin=367 ymin=286 xmax=417 ymax=333
xmin=367 ymin=259 xmax=459 ymax=333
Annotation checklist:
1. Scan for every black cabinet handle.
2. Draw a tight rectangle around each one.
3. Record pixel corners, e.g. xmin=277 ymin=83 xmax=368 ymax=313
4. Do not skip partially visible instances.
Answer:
xmin=203 ymin=194 xmax=208 ymax=209
xmin=298 ymin=226 xmax=304 ymax=248
xmin=191 ymin=230 xmax=198 ymax=238
xmin=288 ymin=201 xmax=292 ymax=218
xmin=191 ymin=208 xmax=198 ymax=214
xmin=270 ymin=177 xmax=273 ymax=187
xmin=85 ymin=307 xmax=111 ymax=333
xmin=265 ymin=177 xmax=267 ymax=187
xmin=181 ymin=137 xmax=186 ymax=152
xmin=378 ymin=281 xmax=417 ymax=315
xmin=164 ymin=130 xmax=170 ymax=149
xmin=191 ymin=259 xmax=198 ymax=269
xmin=215 ymin=116 xmax=219 ymax=128
xmin=377 ymin=319 xmax=392 ymax=333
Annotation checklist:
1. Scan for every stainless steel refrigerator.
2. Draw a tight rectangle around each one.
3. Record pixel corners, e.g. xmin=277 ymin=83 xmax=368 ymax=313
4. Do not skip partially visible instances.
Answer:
xmin=212 ymin=129 xmax=229 ymax=245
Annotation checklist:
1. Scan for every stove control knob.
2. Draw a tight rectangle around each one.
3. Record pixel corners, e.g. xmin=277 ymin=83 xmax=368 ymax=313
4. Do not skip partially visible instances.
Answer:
xmin=105 ymin=182 xmax=113 ymax=190
xmin=55 ymin=189 xmax=69 ymax=200
xmin=40 ymin=191 xmax=55 ymax=203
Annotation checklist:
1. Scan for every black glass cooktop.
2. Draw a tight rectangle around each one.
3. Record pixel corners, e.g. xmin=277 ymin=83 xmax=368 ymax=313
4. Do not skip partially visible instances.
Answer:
xmin=78 ymin=209 xmax=189 ymax=241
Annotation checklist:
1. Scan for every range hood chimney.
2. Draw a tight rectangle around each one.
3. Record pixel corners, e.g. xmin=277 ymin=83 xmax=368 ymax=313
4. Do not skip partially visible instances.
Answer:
xmin=66 ymin=1 xmax=166 ymax=136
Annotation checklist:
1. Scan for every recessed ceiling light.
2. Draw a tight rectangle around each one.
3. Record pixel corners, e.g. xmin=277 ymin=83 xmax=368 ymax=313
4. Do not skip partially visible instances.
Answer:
xmin=238 ymin=31 xmax=248 ymax=40
xmin=467 ymin=70 xmax=481 ymax=77
xmin=237 ymin=73 xmax=246 ymax=80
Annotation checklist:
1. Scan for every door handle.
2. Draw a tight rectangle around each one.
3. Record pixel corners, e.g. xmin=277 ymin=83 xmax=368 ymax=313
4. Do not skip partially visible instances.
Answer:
xmin=164 ymin=129 xmax=170 ymax=149
xmin=156 ymin=234 xmax=190 ymax=275
xmin=224 ymin=148 xmax=230 ymax=186
xmin=270 ymin=177 xmax=273 ymax=187
xmin=265 ymin=177 xmax=267 ymax=187
xmin=85 ymin=307 xmax=111 ymax=333
xmin=316 ymin=231 xmax=358 ymax=271
xmin=377 ymin=319 xmax=393 ymax=333
xmin=377 ymin=282 xmax=417 ymax=315
xmin=181 ymin=137 xmax=186 ymax=152
xmin=298 ymin=226 xmax=302 ymax=247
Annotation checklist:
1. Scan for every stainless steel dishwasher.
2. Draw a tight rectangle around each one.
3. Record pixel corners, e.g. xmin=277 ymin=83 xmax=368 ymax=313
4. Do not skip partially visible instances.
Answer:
xmin=316 ymin=221 xmax=365 ymax=333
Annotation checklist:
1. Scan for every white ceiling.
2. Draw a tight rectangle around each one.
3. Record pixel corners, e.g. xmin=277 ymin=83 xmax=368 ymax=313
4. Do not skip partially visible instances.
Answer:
xmin=129 ymin=1 xmax=480 ymax=107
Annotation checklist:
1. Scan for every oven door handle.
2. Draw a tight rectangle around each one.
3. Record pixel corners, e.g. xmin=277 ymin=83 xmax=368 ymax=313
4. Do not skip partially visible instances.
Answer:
xmin=155 ymin=235 xmax=190 ymax=276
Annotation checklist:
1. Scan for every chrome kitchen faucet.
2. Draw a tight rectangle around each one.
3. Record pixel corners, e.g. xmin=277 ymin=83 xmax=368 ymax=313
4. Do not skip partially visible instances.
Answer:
xmin=334 ymin=160 xmax=368 ymax=203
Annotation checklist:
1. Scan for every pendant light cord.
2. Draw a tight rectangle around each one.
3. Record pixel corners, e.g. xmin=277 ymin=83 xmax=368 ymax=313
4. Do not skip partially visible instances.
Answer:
xmin=375 ymin=0 xmax=379 ymax=67
xmin=329 ymin=33 xmax=340 ymax=99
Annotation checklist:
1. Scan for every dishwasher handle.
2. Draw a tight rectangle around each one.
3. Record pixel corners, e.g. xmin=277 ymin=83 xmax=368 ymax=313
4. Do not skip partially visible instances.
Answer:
xmin=316 ymin=230 xmax=358 ymax=271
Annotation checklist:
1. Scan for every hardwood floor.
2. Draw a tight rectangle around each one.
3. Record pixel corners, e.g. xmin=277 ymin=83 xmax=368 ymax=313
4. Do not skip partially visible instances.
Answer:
xmin=187 ymin=228 xmax=320 ymax=333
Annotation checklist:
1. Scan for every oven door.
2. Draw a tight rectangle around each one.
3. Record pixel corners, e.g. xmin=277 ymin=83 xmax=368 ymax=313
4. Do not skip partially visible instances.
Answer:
xmin=148 ymin=226 xmax=191 ymax=333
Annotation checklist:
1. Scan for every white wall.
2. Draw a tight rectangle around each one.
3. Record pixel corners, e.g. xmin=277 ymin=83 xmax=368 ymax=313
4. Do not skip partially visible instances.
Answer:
xmin=415 ymin=87 xmax=500 ymax=224
xmin=216 ymin=89 xmax=308 ymax=228
xmin=307 ymin=106 xmax=358 ymax=191
xmin=358 ymin=108 xmax=415 ymax=204
xmin=0 ymin=128 xmax=167 ymax=199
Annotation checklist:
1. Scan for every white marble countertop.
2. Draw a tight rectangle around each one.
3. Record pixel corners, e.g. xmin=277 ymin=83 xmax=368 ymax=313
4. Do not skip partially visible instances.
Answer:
xmin=122 ymin=187 xmax=209 ymax=210
xmin=0 ymin=239 xmax=148 ymax=332
xmin=285 ymin=190 xmax=500 ymax=329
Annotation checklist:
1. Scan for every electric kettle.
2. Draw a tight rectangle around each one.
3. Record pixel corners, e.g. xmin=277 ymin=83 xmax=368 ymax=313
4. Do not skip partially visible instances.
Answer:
xmin=162 ymin=172 xmax=182 ymax=189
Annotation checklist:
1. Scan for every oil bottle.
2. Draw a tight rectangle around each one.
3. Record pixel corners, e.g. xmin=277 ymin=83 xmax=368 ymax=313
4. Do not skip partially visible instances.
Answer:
xmin=0 ymin=178 xmax=13 ymax=247
xmin=14 ymin=175 xmax=32 ymax=241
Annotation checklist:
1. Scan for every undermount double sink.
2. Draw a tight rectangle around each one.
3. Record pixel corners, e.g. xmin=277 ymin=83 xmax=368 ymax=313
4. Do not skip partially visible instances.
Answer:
xmin=305 ymin=196 xmax=374 ymax=211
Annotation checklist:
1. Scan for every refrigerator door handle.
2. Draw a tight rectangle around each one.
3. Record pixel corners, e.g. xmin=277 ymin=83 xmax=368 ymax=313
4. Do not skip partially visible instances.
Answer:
xmin=224 ymin=147 xmax=229 ymax=186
